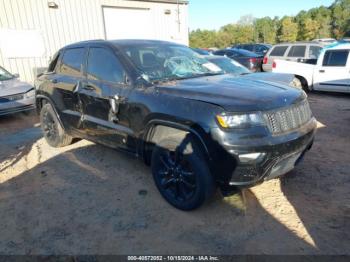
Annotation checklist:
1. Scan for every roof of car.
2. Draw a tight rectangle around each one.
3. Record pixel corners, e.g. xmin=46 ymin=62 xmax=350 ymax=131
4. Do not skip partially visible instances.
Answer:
xmin=235 ymin=43 xmax=271 ymax=47
xmin=322 ymin=42 xmax=350 ymax=50
xmin=63 ymin=39 xmax=184 ymax=49
xmin=217 ymin=48 xmax=261 ymax=57
xmin=272 ymin=41 xmax=322 ymax=46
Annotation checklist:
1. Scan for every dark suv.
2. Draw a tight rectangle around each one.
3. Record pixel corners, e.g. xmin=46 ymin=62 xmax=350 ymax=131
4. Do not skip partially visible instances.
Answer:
xmin=35 ymin=40 xmax=317 ymax=210
xmin=233 ymin=43 xmax=272 ymax=56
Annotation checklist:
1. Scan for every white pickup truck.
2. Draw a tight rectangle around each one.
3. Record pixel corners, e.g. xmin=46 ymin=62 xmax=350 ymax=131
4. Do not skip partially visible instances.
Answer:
xmin=272 ymin=42 xmax=350 ymax=93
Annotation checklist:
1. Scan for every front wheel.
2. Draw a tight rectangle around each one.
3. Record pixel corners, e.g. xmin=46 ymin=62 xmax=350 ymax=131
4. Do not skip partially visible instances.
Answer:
xmin=151 ymin=135 xmax=215 ymax=210
xmin=40 ymin=103 xmax=73 ymax=147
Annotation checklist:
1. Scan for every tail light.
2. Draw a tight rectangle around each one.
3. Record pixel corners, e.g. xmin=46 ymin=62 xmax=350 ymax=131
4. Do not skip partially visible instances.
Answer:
xmin=249 ymin=58 xmax=257 ymax=63
xmin=272 ymin=61 xmax=276 ymax=68
xmin=263 ymin=57 xmax=268 ymax=64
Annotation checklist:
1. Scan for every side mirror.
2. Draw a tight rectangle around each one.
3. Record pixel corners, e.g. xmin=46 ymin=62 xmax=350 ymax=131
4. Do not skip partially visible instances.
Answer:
xmin=13 ymin=73 xmax=20 ymax=78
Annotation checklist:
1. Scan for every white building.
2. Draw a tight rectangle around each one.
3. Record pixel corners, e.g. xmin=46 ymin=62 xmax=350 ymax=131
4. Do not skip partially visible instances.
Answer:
xmin=0 ymin=0 xmax=189 ymax=84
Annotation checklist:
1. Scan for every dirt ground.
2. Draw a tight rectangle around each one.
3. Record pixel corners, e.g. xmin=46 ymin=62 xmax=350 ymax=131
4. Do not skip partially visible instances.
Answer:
xmin=0 ymin=92 xmax=349 ymax=255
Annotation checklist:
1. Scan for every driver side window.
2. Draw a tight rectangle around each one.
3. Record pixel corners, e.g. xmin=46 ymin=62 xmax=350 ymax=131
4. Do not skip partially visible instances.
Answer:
xmin=87 ymin=47 xmax=125 ymax=83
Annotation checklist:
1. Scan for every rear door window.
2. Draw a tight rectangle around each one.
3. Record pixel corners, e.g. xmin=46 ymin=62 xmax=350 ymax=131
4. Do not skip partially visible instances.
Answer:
xmin=60 ymin=48 xmax=85 ymax=77
xmin=287 ymin=45 xmax=306 ymax=57
xmin=322 ymin=50 xmax=349 ymax=67
xmin=270 ymin=46 xmax=288 ymax=57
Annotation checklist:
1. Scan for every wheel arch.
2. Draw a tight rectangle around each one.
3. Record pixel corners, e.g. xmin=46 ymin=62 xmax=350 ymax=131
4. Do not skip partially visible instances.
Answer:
xmin=294 ymin=75 xmax=311 ymax=92
xmin=36 ymin=94 xmax=66 ymax=131
xmin=141 ymin=120 xmax=211 ymax=166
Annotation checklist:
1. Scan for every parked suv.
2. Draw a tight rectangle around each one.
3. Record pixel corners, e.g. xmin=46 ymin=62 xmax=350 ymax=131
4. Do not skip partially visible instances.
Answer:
xmin=263 ymin=42 xmax=323 ymax=72
xmin=35 ymin=40 xmax=317 ymax=210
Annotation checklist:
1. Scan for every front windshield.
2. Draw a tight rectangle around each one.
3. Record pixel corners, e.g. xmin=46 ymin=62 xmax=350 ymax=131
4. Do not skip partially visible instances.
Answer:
xmin=120 ymin=43 xmax=224 ymax=82
xmin=0 ymin=66 xmax=14 ymax=81
xmin=209 ymin=57 xmax=251 ymax=75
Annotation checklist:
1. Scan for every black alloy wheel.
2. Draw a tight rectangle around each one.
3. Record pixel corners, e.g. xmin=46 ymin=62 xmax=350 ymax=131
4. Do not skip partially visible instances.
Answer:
xmin=151 ymin=135 xmax=215 ymax=210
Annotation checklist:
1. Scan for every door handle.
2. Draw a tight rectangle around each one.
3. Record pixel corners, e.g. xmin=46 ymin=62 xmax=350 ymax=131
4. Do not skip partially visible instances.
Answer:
xmin=82 ymin=85 xmax=96 ymax=91
xmin=50 ymin=79 xmax=58 ymax=84
xmin=319 ymin=70 xmax=325 ymax=73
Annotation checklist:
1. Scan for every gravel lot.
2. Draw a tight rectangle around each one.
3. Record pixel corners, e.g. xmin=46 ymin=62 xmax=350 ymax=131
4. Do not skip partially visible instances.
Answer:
xmin=0 ymin=92 xmax=349 ymax=255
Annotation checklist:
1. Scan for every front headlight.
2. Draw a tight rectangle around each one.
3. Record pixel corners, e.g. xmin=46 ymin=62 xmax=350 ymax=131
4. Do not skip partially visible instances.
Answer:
xmin=25 ymin=89 xmax=35 ymax=98
xmin=216 ymin=112 xmax=265 ymax=129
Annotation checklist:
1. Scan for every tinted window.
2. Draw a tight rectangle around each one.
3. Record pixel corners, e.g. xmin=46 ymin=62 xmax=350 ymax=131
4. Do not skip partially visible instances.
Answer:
xmin=227 ymin=51 xmax=239 ymax=57
xmin=60 ymin=48 xmax=85 ymax=76
xmin=270 ymin=46 xmax=288 ymax=56
xmin=323 ymin=50 xmax=349 ymax=67
xmin=309 ymin=46 xmax=322 ymax=58
xmin=87 ymin=47 xmax=125 ymax=83
xmin=243 ymin=45 xmax=254 ymax=51
xmin=287 ymin=45 xmax=306 ymax=57
xmin=48 ymin=52 xmax=60 ymax=72
xmin=255 ymin=45 xmax=267 ymax=53
xmin=213 ymin=50 xmax=225 ymax=56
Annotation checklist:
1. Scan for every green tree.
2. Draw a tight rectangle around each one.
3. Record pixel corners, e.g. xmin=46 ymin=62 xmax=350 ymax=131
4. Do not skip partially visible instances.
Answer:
xmin=310 ymin=6 xmax=332 ymax=38
xmin=300 ymin=18 xmax=320 ymax=40
xmin=331 ymin=0 xmax=350 ymax=38
xmin=278 ymin=17 xmax=298 ymax=42
xmin=189 ymin=29 xmax=217 ymax=48
xmin=254 ymin=17 xmax=277 ymax=43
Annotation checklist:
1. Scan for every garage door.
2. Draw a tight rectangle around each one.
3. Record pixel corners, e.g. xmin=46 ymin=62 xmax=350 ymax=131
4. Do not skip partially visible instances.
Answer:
xmin=102 ymin=7 xmax=155 ymax=40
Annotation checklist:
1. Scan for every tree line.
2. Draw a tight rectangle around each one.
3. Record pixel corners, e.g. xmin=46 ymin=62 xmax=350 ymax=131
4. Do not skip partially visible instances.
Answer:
xmin=189 ymin=0 xmax=350 ymax=48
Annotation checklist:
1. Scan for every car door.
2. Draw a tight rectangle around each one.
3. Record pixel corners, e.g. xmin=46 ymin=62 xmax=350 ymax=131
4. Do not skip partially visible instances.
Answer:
xmin=313 ymin=49 xmax=350 ymax=92
xmin=79 ymin=46 xmax=132 ymax=147
xmin=51 ymin=47 xmax=86 ymax=131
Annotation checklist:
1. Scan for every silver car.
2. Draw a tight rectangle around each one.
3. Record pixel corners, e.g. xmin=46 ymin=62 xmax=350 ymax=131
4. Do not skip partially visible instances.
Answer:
xmin=0 ymin=66 xmax=35 ymax=116
xmin=262 ymin=42 xmax=323 ymax=72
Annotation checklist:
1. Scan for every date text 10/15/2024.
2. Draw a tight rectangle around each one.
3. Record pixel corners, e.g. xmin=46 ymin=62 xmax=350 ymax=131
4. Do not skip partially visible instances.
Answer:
xmin=127 ymin=256 xmax=219 ymax=261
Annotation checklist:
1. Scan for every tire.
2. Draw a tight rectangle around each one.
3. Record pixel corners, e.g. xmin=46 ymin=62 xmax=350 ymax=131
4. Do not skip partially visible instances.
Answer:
xmin=40 ymin=103 xmax=73 ymax=147
xmin=290 ymin=77 xmax=303 ymax=89
xmin=151 ymin=135 xmax=215 ymax=210
xmin=292 ymin=76 xmax=311 ymax=93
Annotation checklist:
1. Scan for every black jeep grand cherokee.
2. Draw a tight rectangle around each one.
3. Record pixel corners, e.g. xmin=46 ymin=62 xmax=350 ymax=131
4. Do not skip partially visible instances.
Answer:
xmin=35 ymin=40 xmax=317 ymax=210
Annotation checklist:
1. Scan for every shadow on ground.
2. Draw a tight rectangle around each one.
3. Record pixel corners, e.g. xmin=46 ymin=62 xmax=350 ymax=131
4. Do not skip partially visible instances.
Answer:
xmin=0 ymin=142 xmax=320 ymax=255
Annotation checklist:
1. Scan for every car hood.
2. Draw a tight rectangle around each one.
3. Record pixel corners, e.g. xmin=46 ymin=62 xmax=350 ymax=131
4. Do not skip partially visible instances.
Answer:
xmin=0 ymin=79 xmax=33 ymax=97
xmin=240 ymin=72 xmax=294 ymax=86
xmin=156 ymin=75 xmax=305 ymax=112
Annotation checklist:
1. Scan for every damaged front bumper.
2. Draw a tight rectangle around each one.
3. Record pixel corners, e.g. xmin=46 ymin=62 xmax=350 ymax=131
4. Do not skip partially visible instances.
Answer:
xmin=211 ymin=117 xmax=317 ymax=187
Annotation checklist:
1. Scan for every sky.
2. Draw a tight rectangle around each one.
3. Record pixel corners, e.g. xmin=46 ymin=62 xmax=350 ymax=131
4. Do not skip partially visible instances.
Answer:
xmin=188 ymin=0 xmax=336 ymax=31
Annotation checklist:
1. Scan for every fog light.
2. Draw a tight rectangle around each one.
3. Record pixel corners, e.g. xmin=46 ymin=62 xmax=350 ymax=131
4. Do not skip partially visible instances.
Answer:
xmin=238 ymin=152 xmax=266 ymax=163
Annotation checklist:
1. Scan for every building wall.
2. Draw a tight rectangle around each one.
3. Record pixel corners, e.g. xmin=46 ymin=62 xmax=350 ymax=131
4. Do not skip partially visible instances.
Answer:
xmin=0 ymin=0 xmax=189 ymax=84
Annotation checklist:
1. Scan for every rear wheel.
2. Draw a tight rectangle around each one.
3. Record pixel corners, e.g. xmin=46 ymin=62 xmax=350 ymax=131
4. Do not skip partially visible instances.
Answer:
xmin=40 ymin=103 xmax=73 ymax=147
xmin=151 ymin=135 xmax=215 ymax=210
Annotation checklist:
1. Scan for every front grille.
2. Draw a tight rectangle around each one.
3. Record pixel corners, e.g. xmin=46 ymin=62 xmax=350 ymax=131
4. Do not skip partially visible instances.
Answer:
xmin=263 ymin=99 xmax=312 ymax=135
